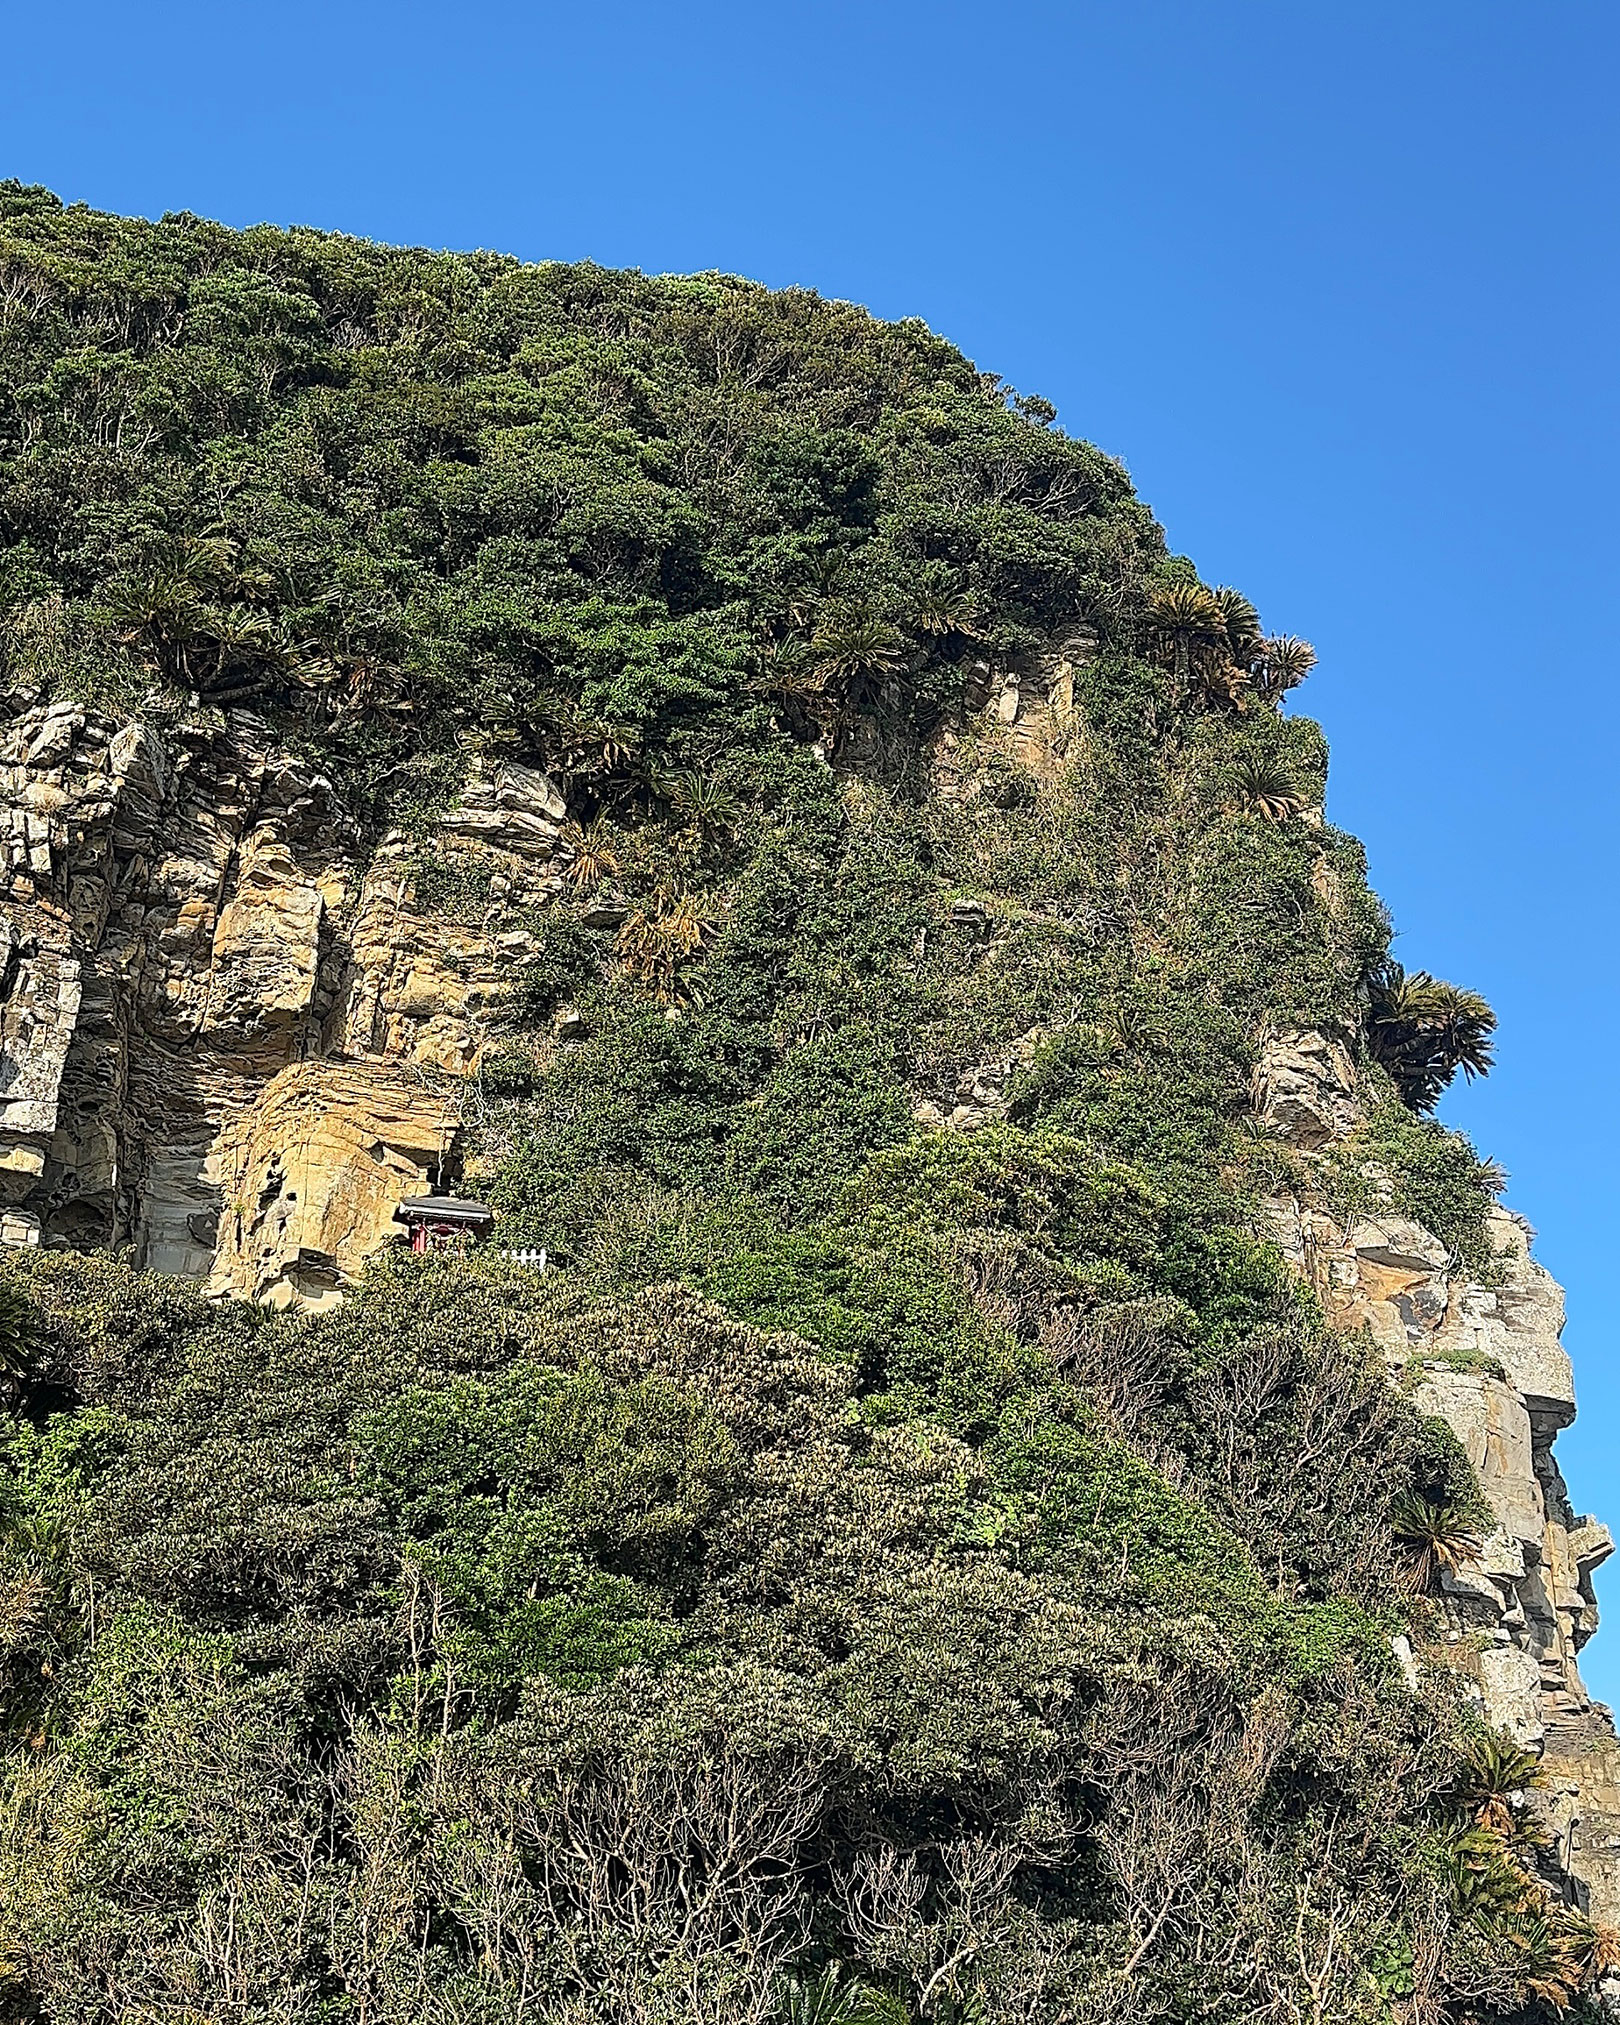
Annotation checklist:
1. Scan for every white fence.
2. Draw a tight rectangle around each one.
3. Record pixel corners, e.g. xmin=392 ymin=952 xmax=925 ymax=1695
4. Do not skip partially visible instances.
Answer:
xmin=498 ymin=1247 xmax=550 ymax=1271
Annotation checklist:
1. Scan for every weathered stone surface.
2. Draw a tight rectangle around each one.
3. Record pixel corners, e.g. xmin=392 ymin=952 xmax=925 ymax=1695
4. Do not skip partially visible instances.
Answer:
xmin=912 ymin=1025 xmax=1047 ymax=1134
xmin=1258 ymin=1027 xmax=1620 ymax=1922
xmin=0 ymin=944 xmax=81 ymax=1143
xmin=927 ymin=626 xmax=1097 ymax=790
xmin=0 ymin=700 xmax=555 ymax=1284
xmin=1542 ymin=1724 xmax=1620 ymax=1927
xmin=202 ymin=831 xmax=324 ymax=1036
xmin=1465 ymin=1207 xmax=1578 ymax=1424
xmin=1253 ymin=1026 xmax=1359 ymax=1149
xmin=1418 ymin=1368 xmax=1545 ymax=1551
xmin=338 ymin=844 xmax=534 ymax=1075
xmin=439 ymin=759 xmax=566 ymax=856
xmin=204 ymin=1060 xmax=456 ymax=1310
xmin=1473 ymin=1642 xmax=1545 ymax=1746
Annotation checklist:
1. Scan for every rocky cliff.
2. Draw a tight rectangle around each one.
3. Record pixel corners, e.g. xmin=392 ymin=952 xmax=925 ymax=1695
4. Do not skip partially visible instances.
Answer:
xmin=7 ymin=688 xmax=1619 ymax=1933
xmin=0 ymin=695 xmax=564 ymax=1305
xmin=6 ymin=192 xmax=1618 ymax=2019
xmin=1258 ymin=1028 xmax=1620 ymax=1919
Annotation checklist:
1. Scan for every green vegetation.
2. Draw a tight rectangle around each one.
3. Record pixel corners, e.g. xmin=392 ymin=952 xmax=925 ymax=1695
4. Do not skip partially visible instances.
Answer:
xmin=1389 ymin=1493 xmax=1486 ymax=1596
xmin=1367 ymin=959 xmax=1499 ymax=1114
xmin=0 ymin=186 xmax=1577 ymax=2021
xmin=1321 ymin=1098 xmax=1508 ymax=1279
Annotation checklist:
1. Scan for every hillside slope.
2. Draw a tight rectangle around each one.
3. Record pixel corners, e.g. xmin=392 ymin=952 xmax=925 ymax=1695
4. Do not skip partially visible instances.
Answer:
xmin=0 ymin=183 xmax=1616 ymax=2024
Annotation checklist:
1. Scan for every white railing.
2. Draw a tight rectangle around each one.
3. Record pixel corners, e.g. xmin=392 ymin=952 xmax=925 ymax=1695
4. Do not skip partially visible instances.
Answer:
xmin=499 ymin=1247 xmax=550 ymax=1270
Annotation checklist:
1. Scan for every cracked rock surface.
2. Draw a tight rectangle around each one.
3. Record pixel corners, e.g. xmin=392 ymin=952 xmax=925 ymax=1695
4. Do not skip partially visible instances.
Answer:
xmin=0 ymin=701 xmax=561 ymax=1299
xmin=1257 ymin=1028 xmax=1620 ymax=1921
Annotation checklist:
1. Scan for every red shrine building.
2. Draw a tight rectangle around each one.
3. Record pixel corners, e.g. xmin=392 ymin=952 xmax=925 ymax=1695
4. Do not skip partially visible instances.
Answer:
xmin=395 ymin=1195 xmax=496 ymax=1253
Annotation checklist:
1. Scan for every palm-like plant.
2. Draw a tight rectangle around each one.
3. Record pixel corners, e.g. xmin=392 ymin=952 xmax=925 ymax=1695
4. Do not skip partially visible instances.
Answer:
xmin=1230 ymin=753 xmax=1307 ymax=822
xmin=1557 ymin=1914 xmax=1620 ymax=1988
xmin=1440 ymin=1798 xmax=1617 ymax=2006
xmin=751 ymin=634 xmax=818 ymax=695
xmin=1253 ymin=635 xmax=1317 ymax=703
xmin=812 ymin=609 xmax=907 ymax=710
xmin=193 ymin=602 xmax=281 ymax=697
xmin=1197 ymin=587 xmax=1265 ymax=705
xmin=561 ymin=817 xmax=620 ymax=893
xmin=1211 ymin=587 xmax=1263 ymax=666
xmin=99 ymin=533 xmax=295 ymax=697
xmin=616 ymin=887 xmax=715 ymax=999
xmin=1146 ymin=581 xmax=1228 ymax=691
xmin=1445 ymin=1825 xmax=1536 ymax=1919
xmin=1389 ymin=1493 xmax=1484 ymax=1595
xmin=908 ymin=562 xmax=984 ymax=642
xmin=1366 ymin=960 xmax=1497 ymax=1111
xmin=1444 ymin=1732 xmax=1550 ymax=1845
xmin=664 ymin=769 xmax=741 ymax=837
xmin=1487 ymin=1910 xmax=1585 ymax=2009
xmin=777 ymin=1975 xmax=909 ymax=2025
xmin=529 ymin=697 xmax=642 ymax=781
xmin=100 ymin=563 xmax=209 ymax=682
xmin=1459 ymin=1733 xmax=1546 ymax=1806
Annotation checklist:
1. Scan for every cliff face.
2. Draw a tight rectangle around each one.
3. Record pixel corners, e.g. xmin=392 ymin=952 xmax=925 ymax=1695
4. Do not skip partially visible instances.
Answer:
xmin=7 ymin=688 xmax=1619 ymax=1934
xmin=0 ymin=696 xmax=562 ymax=1304
xmin=1258 ymin=1029 xmax=1620 ymax=1918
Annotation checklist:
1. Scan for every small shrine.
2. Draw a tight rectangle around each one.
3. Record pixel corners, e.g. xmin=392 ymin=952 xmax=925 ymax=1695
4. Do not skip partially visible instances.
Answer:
xmin=395 ymin=1194 xmax=495 ymax=1253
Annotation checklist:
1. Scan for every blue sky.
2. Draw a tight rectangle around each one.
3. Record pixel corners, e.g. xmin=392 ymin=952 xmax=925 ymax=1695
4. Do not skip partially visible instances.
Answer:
xmin=4 ymin=1 xmax=1618 ymax=1687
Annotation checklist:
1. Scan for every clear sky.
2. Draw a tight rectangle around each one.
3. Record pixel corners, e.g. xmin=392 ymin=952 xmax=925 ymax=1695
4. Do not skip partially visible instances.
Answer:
xmin=3 ymin=1 xmax=1617 ymax=1687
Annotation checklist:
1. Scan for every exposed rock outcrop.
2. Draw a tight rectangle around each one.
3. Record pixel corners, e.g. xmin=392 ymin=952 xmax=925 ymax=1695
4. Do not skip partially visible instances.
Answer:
xmin=1257 ymin=1028 xmax=1620 ymax=1921
xmin=202 ymin=1060 xmax=460 ymax=1310
xmin=0 ymin=702 xmax=566 ymax=1298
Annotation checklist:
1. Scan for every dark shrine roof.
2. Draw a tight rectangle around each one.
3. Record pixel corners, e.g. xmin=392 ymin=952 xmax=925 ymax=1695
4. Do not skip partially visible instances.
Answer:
xmin=397 ymin=1195 xmax=495 ymax=1225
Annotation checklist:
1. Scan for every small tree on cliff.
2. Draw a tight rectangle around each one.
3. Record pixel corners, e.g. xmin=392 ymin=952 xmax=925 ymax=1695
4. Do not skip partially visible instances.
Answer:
xmin=1147 ymin=581 xmax=1228 ymax=693
xmin=1366 ymin=960 xmax=1497 ymax=1112
xmin=1389 ymin=1492 xmax=1484 ymax=1595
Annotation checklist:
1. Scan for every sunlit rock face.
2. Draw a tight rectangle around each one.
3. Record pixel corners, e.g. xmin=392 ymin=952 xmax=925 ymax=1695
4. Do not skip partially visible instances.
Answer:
xmin=1258 ymin=1029 xmax=1620 ymax=1922
xmin=0 ymin=701 xmax=565 ymax=1295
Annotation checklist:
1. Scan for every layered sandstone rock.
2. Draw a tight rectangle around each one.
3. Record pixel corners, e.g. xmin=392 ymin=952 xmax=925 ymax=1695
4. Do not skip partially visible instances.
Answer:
xmin=202 ymin=1060 xmax=460 ymax=1310
xmin=1257 ymin=1027 xmax=1620 ymax=1921
xmin=0 ymin=701 xmax=570 ymax=1291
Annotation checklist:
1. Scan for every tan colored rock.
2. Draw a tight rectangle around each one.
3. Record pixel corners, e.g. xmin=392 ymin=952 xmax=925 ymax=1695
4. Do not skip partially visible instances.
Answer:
xmin=202 ymin=831 xmax=323 ymax=1035
xmin=205 ymin=1060 xmax=456 ymax=1310
xmin=0 ymin=700 xmax=536 ymax=1275
xmin=440 ymin=759 xmax=566 ymax=856
xmin=1541 ymin=1725 xmax=1620 ymax=1929
xmin=1253 ymin=1026 xmax=1358 ymax=1149
xmin=1260 ymin=1026 xmax=1620 ymax=1918
xmin=339 ymin=846 xmax=534 ymax=1074
xmin=1416 ymin=1368 xmax=1544 ymax=1553
xmin=0 ymin=1144 xmax=46 ymax=1196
